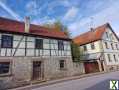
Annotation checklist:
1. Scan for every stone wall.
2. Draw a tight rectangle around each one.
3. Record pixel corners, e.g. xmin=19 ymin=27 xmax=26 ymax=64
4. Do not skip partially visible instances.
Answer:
xmin=73 ymin=62 xmax=85 ymax=75
xmin=43 ymin=57 xmax=74 ymax=80
xmin=0 ymin=56 xmax=86 ymax=89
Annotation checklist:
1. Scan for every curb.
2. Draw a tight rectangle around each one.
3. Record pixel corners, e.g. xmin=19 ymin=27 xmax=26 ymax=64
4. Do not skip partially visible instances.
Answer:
xmin=10 ymin=71 xmax=117 ymax=90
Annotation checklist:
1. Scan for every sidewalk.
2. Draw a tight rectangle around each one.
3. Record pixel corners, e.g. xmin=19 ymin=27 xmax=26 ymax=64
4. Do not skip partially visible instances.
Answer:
xmin=10 ymin=71 xmax=113 ymax=90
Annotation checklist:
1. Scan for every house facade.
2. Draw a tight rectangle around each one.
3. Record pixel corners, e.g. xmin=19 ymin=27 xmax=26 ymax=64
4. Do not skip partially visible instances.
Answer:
xmin=0 ymin=17 xmax=74 ymax=87
xmin=73 ymin=23 xmax=119 ymax=73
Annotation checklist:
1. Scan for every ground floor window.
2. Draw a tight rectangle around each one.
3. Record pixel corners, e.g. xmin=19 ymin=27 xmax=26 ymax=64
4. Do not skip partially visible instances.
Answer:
xmin=0 ymin=62 xmax=10 ymax=74
xmin=59 ymin=60 xmax=66 ymax=70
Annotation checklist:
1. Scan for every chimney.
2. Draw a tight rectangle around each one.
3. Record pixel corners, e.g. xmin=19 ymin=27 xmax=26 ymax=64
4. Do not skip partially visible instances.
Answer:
xmin=25 ymin=16 xmax=30 ymax=33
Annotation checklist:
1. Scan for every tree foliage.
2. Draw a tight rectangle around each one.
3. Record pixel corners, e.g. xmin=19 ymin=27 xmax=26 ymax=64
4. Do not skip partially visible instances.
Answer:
xmin=43 ymin=20 xmax=71 ymax=37
xmin=71 ymin=41 xmax=82 ymax=62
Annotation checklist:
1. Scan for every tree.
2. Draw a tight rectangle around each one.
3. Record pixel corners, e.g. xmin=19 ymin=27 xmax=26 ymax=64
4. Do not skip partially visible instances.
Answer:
xmin=43 ymin=20 xmax=71 ymax=37
xmin=71 ymin=41 xmax=82 ymax=63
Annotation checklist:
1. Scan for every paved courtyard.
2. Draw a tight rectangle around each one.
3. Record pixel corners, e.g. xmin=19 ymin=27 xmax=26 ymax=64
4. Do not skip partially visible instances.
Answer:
xmin=32 ymin=71 xmax=119 ymax=90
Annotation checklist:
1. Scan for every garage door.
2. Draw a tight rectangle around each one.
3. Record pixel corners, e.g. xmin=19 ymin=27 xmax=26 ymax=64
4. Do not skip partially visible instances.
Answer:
xmin=84 ymin=62 xmax=99 ymax=74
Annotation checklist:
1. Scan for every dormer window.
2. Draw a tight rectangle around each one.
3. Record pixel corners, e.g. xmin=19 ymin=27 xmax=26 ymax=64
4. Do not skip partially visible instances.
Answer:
xmin=1 ymin=35 xmax=13 ymax=48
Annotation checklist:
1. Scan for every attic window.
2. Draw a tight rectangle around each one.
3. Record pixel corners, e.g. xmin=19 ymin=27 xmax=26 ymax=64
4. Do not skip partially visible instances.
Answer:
xmin=106 ymin=32 xmax=108 ymax=38
xmin=116 ymin=44 xmax=118 ymax=50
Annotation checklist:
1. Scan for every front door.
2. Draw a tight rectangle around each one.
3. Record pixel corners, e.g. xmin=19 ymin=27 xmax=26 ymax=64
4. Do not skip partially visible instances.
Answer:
xmin=32 ymin=61 xmax=42 ymax=80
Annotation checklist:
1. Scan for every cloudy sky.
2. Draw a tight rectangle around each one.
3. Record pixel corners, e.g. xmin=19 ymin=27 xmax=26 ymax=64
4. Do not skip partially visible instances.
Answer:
xmin=0 ymin=0 xmax=119 ymax=37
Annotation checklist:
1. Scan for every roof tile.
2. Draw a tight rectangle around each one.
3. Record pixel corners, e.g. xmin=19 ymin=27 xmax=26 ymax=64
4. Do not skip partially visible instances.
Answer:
xmin=73 ymin=23 xmax=109 ymax=45
xmin=0 ymin=17 xmax=69 ymax=40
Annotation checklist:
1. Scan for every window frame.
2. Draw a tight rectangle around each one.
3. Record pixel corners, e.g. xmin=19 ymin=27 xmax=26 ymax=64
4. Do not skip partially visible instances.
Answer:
xmin=91 ymin=43 xmax=95 ymax=50
xmin=0 ymin=61 xmax=11 ymax=76
xmin=107 ymin=54 xmax=111 ymax=62
xmin=59 ymin=60 xmax=66 ymax=70
xmin=105 ymin=42 xmax=109 ymax=49
xmin=58 ymin=40 xmax=64 ymax=50
xmin=116 ymin=44 xmax=118 ymax=50
xmin=35 ymin=39 xmax=43 ymax=49
xmin=106 ymin=32 xmax=109 ymax=38
xmin=111 ymin=43 xmax=114 ymax=50
xmin=1 ymin=35 xmax=13 ymax=48
xmin=83 ymin=45 xmax=87 ymax=51
xmin=113 ymin=54 xmax=118 ymax=62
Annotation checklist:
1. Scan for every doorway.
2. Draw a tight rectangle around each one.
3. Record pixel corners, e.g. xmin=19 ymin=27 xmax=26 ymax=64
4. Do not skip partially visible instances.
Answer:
xmin=32 ymin=61 xmax=43 ymax=80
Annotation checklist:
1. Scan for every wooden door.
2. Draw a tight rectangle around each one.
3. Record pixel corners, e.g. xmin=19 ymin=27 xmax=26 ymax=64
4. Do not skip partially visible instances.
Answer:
xmin=84 ymin=62 xmax=99 ymax=73
xmin=32 ymin=61 xmax=42 ymax=80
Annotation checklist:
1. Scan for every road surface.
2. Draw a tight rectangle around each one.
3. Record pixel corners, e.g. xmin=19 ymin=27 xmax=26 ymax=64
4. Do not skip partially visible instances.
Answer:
xmin=29 ymin=71 xmax=119 ymax=90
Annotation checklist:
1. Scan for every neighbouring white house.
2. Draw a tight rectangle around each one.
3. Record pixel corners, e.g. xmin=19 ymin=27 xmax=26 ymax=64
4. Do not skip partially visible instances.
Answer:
xmin=73 ymin=23 xmax=119 ymax=73
xmin=0 ymin=17 xmax=75 ymax=88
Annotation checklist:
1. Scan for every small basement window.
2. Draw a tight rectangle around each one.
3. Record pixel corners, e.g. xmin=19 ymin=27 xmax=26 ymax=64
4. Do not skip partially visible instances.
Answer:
xmin=0 ymin=62 xmax=10 ymax=74
xmin=59 ymin=60 xmax=66 ymax=70
xmin=1 ymin=35 xmax=13 ymax=48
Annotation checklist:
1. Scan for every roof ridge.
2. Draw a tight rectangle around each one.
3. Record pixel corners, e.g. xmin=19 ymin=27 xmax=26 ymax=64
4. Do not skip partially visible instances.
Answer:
xmin=74 ymin=23 xmax=109 ymax=39
xmin=0 ymin=17 xmax=69 ymax=40
xmin=73 ymin=23 xmax=109 ymax=45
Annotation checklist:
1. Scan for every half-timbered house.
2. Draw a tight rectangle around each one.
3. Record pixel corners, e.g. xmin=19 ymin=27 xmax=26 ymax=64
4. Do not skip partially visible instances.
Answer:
xmin=0 ymin=17 xmax=74 ymax=84
xmin=73 ymin=23 xmax=119 ymax=73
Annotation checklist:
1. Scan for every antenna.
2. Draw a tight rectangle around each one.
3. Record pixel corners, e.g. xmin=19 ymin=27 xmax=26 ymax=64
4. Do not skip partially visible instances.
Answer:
xmin=90 ymin=17 xmax=94 ymax=31
xmin=90 ymin=17 xmax=94 ymax=28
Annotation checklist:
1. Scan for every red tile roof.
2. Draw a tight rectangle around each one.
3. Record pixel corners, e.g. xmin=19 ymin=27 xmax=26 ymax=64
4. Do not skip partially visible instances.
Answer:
xmin=0 ymin=17 xmax=69 ymax=40
xmin=73 ymin=23 xmax=112 ymax=45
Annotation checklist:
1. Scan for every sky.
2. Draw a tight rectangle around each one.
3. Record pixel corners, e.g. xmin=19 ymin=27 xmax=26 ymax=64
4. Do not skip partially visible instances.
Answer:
xmin=0 ymin=0 xmax=119 ymax=37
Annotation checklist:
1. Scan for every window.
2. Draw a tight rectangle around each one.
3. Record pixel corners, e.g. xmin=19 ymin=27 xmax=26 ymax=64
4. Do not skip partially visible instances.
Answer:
xmin=91 ymin=43 xmax=95 ymax=50
xmin=107 ymin=54 xmax=111 ymax=62
xmin=110 ymin=34 xmax=114 ymax=40
xmin=0 ymin=62 xmax=10 ymax=74
xmin=116 ymin=44 xmax=118 ymax=50
xmin=1 ymin=35 xmax=13 ymax=48
xmin=113 ymin=55 xmax=118 ymax=62
xmin=111 ymin=43 xmax=114 ymax=50
xmin=83 ymin=45 xmax=87 ymax=51
xmin=35 ymin=39 xmax=43 ymax=49
xmin=58 ymin=40 xmax=64 ymax=50
xmin=59 ymin=60 xmax=65 ymax=69
xmin=105 ymin=42 xmax=108 ymax=49
xmin=106 ymin=32 xmax=108 ymax=38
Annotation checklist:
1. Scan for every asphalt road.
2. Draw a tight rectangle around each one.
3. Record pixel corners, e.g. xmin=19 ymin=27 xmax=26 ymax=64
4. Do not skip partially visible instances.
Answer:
xmin=32 ymin=71 xmax=119 ymax=90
